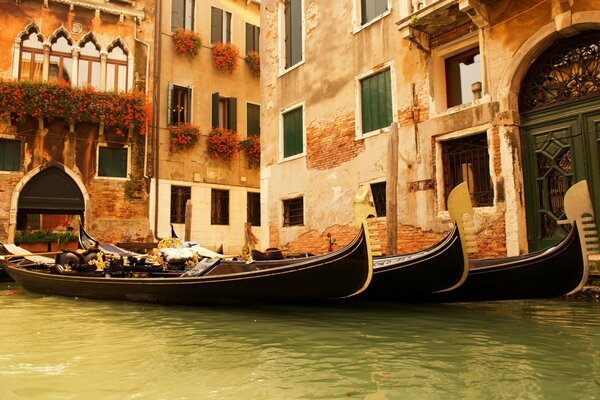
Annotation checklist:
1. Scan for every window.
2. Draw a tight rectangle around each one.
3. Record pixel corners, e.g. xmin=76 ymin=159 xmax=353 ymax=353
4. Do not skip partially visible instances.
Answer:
xmin=246 ymin=23 xmax=260 ymax=54
xmin=170 ymin=186 xmax=191 ymax=224
xmin=49 ymin=33 xmax=73 ymax=83
xmin=212 ymin=93 xmax=237 ymax=130
xmin=169 ymin=85 xmax=192 ymax=125
xmin=282 ymin=106 xmax=303 ymax=158
xmin=171 ymin=0 xmax=195 ymax=31
xmin=441 ymin=133 xmax=492 ymax=208
xmin=370 ymin=182 xmax=386 ymax=217
xmin=360 ymin=68 xmax=392 ymax=135
xmin=247 ymin=192 xmax=261 ymax=227
xmin=284 ymin=0 xmax=303 ymax=69
xmin=445 ymin=47 xmax=482 ymax=108
xmin=106 ymin=42 xmax=128 ymax=92
xmin=361 ymin=0 xmax=388 ymax=25
xmin=211 ymin=189 xmax=229 ymax=225
xmin=98 ymin=146 xmax=128 ymax=178
xmin=19 ymin=28 xmax=44 ymax=81
xmin=211 ymin=7 xmax=232 ymax=43
xmin=78 ymin=37 xmax=101 ymax=89
xmin=283 ymin=197 xmax=303 ymax=226
xmin=247 ymin=103 xmax=260 ymax=136
xmin=0 ymin=139 xmax=21 ymax=171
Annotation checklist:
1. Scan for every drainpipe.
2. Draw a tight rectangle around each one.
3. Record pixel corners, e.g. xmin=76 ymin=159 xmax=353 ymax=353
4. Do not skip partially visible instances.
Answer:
xmin=152 ymin=0 xmax=163 ymax=240
xmin=133 ymin=16 xmax=151 ymax=179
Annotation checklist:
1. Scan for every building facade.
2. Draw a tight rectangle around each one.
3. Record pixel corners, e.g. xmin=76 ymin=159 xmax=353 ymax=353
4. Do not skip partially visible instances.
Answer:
xmin=0 ymin=0 xmax=154 ymax=244
xmin=151 ymin=0 xmax=261 ymax=253
xmin=261 ymin=0 xmax=600 ymax=257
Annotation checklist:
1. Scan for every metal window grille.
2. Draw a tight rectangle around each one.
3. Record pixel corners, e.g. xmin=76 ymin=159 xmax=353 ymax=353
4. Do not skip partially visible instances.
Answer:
xmin=442 ymin=133 xmax=493 ymax=208
xmin=247 ymin=192 xmax=261 ymax=227
xmin=370 ymin=182 xmax=386 ymax=217
xmin=170 ymin=186 xmax=191 ymax=224
xmin=211 ymin=189 xmax=229 ymax=225
xmin=283 ymin=197 xmax=303 ymax=226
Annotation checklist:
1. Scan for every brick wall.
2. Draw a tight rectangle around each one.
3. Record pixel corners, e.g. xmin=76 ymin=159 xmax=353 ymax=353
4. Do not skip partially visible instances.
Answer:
xmin=307 ymin=110 xmax=365 ymax=170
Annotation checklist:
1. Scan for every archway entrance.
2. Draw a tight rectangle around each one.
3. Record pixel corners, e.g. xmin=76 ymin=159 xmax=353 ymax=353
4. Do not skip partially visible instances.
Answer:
xmin=520 ymin=31 xmax=600 ymax=251
xmin=16 ymin=166 xmax=85 ymax=232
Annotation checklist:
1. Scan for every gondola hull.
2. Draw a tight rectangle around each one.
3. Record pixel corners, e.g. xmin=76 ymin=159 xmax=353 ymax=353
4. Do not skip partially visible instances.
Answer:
xmin=4 ymin=226 xmax=373 ymax=306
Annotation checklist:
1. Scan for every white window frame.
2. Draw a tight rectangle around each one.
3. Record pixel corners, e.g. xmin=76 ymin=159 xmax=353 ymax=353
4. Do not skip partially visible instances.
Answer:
xmin=278 ymin=0 xmax=305 ymax=76
xmin=355 ymin=61 xmax=397 ymax=139
xmin=352 ymin=0 xmax=392 ymax=33
xmin=95 ymin=143 xmax=131 ymax=181
xmin=279 ymin=101 xmax=306 ymax=162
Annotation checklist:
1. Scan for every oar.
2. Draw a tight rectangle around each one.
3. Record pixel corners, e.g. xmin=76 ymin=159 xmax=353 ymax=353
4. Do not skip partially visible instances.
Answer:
xmin=0 ymin=251 xmax=64 ymax=259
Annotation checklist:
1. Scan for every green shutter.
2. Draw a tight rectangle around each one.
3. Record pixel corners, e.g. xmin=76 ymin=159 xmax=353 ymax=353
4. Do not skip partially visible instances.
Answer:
xmin=167 ymin=83 xmax=173 ymax=126
xmin=227 ymin=97 xmax=237 ymax=131
xmin=211 ymin=7 xmax=223 ymax=43
xmin=225 ymin=12 xmax=232 ymax=43
xmin=247 ymin=104 xmax=260 ymax=136
xmin=283 ymin=107 xmax=303 ymax=158
xmin=0 ymin=139 xmax=20 ymax=171
xmin=246 ymin=23 xmax=252 ymax=54
xmin=212 ymin=92 xmax=220 ymax=128
xmin=171 ymin=0 xmax=184 ymax=31
xmin=361 ymin=68 xmax=392 ymax=134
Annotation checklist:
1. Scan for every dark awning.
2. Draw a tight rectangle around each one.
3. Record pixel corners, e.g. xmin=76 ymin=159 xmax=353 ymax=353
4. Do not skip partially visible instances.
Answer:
xmin=18 ymin=166 xmax=84 ymax=211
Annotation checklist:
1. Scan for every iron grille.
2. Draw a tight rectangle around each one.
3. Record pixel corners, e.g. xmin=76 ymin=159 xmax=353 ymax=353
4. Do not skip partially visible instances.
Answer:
xmin=283 ymin=197 xmax=303 ymax=226
xmin=170 ymin=186 xmax=191 ymax=224
xmin=211 ymin=189 xmax=229 ymax=225
xmin=247 ymin=192 xmax=261 ymax=227
xmin=370 ymin=182 xmax=386 ymax=217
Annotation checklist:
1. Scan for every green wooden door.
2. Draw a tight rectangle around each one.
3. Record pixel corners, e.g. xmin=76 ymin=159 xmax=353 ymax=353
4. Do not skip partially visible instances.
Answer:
xmin=521 ymin=97 xmax=600 ymax=251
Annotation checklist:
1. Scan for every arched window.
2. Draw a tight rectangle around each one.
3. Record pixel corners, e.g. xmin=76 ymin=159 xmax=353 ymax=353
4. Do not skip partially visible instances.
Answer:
xmin=49 ymin=32 xmax=73 ymax=83
xmin=19 ymin=27 xmax=44 ymax=81
xmin=77 ymin=37 xmax=101 ymax=89
xmin=106 ymin=42 xmax=128 ymax=92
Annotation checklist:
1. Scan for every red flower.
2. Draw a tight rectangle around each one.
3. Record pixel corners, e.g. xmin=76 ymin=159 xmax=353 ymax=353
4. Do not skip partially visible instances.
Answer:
xmin=245 ymin=51 xmax=260 ymax=77
xmin=172 ymin=29 xmax=202 ymax=58
xmin=207 ymin=127 xmax=240 ymax=161
xmin=239 ymin=135 xmax=260 ymax=168
xmin=211 ymin=42 xmax=240 ymax=73
xmin=168 ymin=123 xmax=200 ymax=153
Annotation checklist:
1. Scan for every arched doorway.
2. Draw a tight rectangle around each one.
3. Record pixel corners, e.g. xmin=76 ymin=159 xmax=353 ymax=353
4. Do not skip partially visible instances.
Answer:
xmin=519 ymin=31 xmax=600 ymax=250
xmin=16 ymin=165 xmax=85 ymax=232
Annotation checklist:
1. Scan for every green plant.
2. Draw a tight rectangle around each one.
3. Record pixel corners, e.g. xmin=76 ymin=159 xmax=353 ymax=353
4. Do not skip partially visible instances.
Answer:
xmin=211 ymin=42 xmax=240 ymax=73
xmin=245 ymin=50 xmax=260 ymax=77
xmin=15 ymin=230 xmax=78 ymax=245
xmin=172 ymin=29 xmax=202 ymax=58
xmin=168 ymin=123 xmax=200 ymax=153
xmin=206 ymin=127 xmax=240 ymax=161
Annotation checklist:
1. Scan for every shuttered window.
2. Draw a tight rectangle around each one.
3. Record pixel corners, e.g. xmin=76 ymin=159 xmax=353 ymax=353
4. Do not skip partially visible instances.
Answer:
xmin=284 ymin=0 xmax=302 ymax=68
xmin=283 ymin=197 xmax=303 ymax=226
xmin=212 ymin=92 xmax=237 ymax=130
xmin=0 ymin=139 xmax=21 ymax=171
xmin=168 ymin=84 xmax=192 ymax=126
xmin=360 ymin=68 xmax=392 ymax=135
xmin=246 ymin=23 xmax=260 ymax=54
xmin=172 ymin=0 xmax=195 ymax=31
xmin=361 ymin=0 xmax=388 ymax=25
xmin=211 ymin=7 xmax=232 ymax=43
xmin=247 ymin=103 xmax=260 ymax=136
xmin=211 ymin=189 xmax=229 ymax=225
xmin=247 ymin=192 xmax=261 ymax=227
xmin=171 ymin=185 xmax=191 ymax=223
xmin=283 ymin=106 xmax=303 ymax=158
xmin=98 ymin=146 xmax=127 ymax=178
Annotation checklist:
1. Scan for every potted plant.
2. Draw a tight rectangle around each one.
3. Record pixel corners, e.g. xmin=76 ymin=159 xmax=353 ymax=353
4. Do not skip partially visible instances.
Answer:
xmin=239 ymin=135 xmax=260 ymax=168
xmin=172 ymin=29 xmax=202 ymax=58
xmin=168 ymin=123 xmax=200 ymax=153
xmin=15 ymin=230 xmax=79 ymax=252
xmin=245 ymin=50 xmax=260 ymax=77
xmin=211 ymin=42 xmax=240 ymax=73
xmin=206 ymin=127 xmax=239 ymax=161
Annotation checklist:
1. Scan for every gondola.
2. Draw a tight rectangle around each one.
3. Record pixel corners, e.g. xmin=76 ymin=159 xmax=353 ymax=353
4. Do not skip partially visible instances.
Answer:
xmin=424 ymin=180 xmax=597 ymax=302
xmin=2 ymin=222 xmax=373 ymax=305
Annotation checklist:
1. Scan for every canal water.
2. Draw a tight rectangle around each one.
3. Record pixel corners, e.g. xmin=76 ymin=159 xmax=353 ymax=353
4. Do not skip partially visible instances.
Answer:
xmin=1 ymin=283 xmax=600 ymax=400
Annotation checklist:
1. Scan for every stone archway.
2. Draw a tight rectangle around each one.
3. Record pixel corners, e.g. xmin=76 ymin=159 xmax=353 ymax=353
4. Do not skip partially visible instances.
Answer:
xmin=8 ymin=163 xmax=89 ymax=242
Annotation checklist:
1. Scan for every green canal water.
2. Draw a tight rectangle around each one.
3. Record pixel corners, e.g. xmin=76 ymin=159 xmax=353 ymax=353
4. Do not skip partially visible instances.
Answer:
xmin=1 ymin=282 xmax=600 ymax=400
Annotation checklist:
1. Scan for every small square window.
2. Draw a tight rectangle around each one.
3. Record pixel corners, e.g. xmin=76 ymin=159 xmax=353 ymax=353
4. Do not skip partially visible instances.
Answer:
xmin=445 ymin=47 xmax=482 ymax=108
xmin=98 ymin=146 xmax=127 ymax=178
xmin=441 ymin=133 xmax=493 ymax=207
xmin=283 ymin=197 xmax=303 ymax=226
xmin=247 ymin=192 xmax=261 ymax=227
xmin=370 ymin=182 xmax=386 ymax=217
xmin=361 ymin=0 xmax=388 ymax=25
xmin=0 ymin=139 xmax=21 ymax=171
xmin=171 ymin=0 xmax=195 ymax=31
xmin=284 ymin=0 xmax=303 ymax=69
xmin=211 ymin=7 xmax=232 ymax=43
xmin=170 ymin=186 xmax=191 ymax=224
xmin=211 ymin=189 xmax=229 ymax=225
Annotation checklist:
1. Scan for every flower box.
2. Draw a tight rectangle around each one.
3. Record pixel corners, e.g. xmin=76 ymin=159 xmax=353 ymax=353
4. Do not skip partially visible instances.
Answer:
xmin=211 ymin=42 xmax=240 ymax=73
xmin=172 ymin=29 xmax=202 ymax=58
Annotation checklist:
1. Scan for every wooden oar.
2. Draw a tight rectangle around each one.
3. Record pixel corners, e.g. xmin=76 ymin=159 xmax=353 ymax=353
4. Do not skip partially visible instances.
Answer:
xmin=1 ymin=251 xmax=63 ymax=259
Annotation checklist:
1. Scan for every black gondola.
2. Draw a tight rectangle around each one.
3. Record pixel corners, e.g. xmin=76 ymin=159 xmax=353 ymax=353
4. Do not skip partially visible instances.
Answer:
xmin=2 ymin=223 xmax=373 ymax=305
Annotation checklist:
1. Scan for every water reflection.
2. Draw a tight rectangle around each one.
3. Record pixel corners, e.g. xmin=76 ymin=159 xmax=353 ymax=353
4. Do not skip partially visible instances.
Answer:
xmin=1 ymin=283 xmax=600 ymax=399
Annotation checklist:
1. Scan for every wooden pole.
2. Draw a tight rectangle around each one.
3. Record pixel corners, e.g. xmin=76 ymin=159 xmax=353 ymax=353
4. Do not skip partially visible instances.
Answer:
xmin=184 ymin=199 xmax=192 ymax=242
xmin=386 ymin=122 xmax=399 ymax=255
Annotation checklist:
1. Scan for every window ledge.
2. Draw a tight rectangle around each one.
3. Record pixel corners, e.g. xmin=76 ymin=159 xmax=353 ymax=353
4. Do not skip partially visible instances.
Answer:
xmin=431 ymin=94 xmax=491 ymax=119
xmin=355 ymin=127 xmax=388 ymax=141
xmin=94 ymin=176 xmax=129 ymax=181
xmin=278 ymin=153 xmax=306 ymax=164
xmin=278 ymin=60 xmax=305 ymax=78
xmin=353 ymin=9 xmax=391 ymax=34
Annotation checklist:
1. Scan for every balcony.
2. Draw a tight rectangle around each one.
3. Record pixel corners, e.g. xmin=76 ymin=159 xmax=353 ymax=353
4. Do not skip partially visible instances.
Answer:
xmin=397 ymin=0 xmax=495 ymax=51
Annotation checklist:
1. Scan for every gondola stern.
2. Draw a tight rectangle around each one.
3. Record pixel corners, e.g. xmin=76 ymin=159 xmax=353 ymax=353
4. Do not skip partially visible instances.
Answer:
xmin=336 ymin=220 xmax=374 ymax=299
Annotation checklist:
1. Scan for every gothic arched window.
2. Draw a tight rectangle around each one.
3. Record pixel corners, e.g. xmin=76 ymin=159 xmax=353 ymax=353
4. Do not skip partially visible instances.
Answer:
xmin=19 ymin=27 xmax=44 ymax=81
xmin=78 ymin=36 xmax=101 ymax=89
xmin=106 ymin=42 xmax=128 ymax=92
xmin=49 ymin=32 xmax=73 ymax=83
